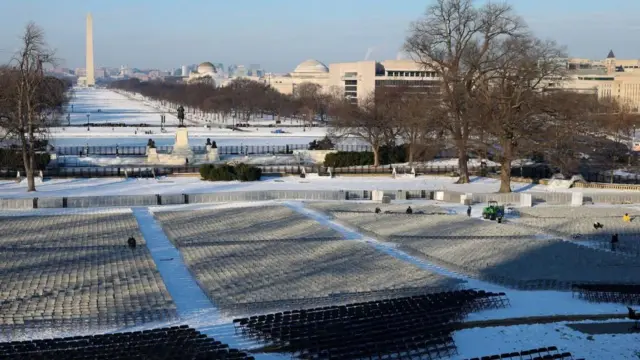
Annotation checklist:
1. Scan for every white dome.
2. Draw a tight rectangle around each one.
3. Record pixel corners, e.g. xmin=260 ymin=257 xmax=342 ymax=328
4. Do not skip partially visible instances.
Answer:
xmin=197 ymin=62 xmax=216 ymax=74
xmin=293 ymin=59 xmax=329 ymax=74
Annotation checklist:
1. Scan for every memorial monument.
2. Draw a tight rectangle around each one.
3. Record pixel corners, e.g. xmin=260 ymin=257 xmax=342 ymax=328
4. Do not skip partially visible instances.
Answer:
xmin=170 ymin=106 xmax=193 ymax=163
xmin=81 ymin=13 xmax=95 ymax=88
xmin=146 ymin=106 xmax=219 ymax=165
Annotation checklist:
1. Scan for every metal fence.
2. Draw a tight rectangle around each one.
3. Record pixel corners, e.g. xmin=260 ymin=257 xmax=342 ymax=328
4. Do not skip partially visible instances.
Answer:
xmin=6 ymin=164 xmax=640 ymax=187
xmin=54 ymin=144 xmax=373 ymax=156
xmin=0 ymin=165 xmax=481 ymax=178
xmin=581 ymin=172 xmax=640 ymax=185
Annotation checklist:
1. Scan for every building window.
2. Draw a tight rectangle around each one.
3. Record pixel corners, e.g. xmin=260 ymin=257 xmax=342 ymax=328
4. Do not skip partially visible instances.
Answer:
xmin=345 ymin=80 xmax=357 ymax=85
xmin=344 ymin=72 xmax=357 ymax=78
xmin=374 ymin=79 xmax=440 ymax=92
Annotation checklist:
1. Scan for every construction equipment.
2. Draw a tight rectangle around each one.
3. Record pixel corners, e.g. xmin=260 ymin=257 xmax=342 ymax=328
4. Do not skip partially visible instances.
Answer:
xmin=482 ymin=200 xmax=505 ymax=222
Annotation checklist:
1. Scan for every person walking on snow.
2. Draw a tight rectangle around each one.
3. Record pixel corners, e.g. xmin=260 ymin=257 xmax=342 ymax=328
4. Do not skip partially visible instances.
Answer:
xmin=623 ymin=213 xmax=631 ymax=222
xmin=467 ymin=205 xmax=472 ymax=217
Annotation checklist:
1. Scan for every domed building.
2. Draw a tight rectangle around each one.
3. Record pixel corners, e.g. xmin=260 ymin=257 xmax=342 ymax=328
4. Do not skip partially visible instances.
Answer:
xmin=292 ymin=59 xmax=329 ymax=75
xmin=269 ymin=59 xmax=330 ymax=95
xmin=187 ymin=61 xmax=223 ymax=85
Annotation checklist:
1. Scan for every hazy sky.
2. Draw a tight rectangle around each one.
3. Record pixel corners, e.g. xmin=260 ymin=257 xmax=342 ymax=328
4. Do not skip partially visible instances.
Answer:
xmin=1 ymin=0 xmax=639 ymax=72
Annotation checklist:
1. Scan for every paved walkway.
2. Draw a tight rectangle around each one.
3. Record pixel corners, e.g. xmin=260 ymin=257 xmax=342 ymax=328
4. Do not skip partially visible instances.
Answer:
xmin=132 ymin=207 xmax=286 ymax=359
xmin=132 ymin=207 xmax=213 ymax=318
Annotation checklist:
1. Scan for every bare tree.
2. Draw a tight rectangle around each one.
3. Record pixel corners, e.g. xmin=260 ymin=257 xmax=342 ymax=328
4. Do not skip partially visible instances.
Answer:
xmin=0 ymin=23 xmax=66 ymax=191
xmin=295 ymin=82 xmax=323 ymax=127
xmin=404 ymin=0 xmax=524 ymax=183
xmin=592 ymin=97 xmax=640 ymax=181
xmin=395 ymin=87 xmax=444 ymax=165
xmin=529 ymin=91 xmax=599 ymax=178
xmin=330 ymin=92 xmax=390 ymax=166
xmin=477 ymin=35 xmax=567 ymax=192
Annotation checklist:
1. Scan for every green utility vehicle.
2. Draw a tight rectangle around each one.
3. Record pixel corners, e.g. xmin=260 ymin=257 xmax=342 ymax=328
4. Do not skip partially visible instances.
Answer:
xmin=482 ymin=200 xmax=505 ymax=222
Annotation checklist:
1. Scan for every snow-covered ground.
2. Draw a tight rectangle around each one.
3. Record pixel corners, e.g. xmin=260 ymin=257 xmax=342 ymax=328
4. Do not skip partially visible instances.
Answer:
xmin=119 ymin=90 xmax=320 ymax=127
xmin=61 ymin=156 xmax=500 ymax=168
xmin=455 ymin=320 xmax=640 ymax=360
xmin=396 ymin=158 xmax=500 ymax=168
xmin=50 ymin=125 xmax=328 ymax=140
xmin=51 ymin=88 xmax=335 ymax=147
xmin=51 ymin=135 xmax=333 ymax=147
xmin=61 ymin=154 xmax=307 ymax=167
xmin=0 ymin=175 xmax=636 ymax=199
xmin=66 ymin=88 xmax=181 ymax=126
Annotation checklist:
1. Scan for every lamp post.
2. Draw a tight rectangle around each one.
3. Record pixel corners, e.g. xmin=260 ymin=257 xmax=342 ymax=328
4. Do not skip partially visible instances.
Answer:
xmin=630 ymin=124 xmax=637 ymax=167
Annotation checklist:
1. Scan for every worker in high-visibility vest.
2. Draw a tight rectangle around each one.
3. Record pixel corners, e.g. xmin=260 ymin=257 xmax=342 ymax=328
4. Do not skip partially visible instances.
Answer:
xmin=623 ymin=213 xmax=631 ymax=222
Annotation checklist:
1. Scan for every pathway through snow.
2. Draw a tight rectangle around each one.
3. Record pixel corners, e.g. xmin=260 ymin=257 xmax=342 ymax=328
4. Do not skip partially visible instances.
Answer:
xmin=132 ymin=207 xmax=286 ymax=358
xmin=132 ymin=208 xmax=213 ymax=318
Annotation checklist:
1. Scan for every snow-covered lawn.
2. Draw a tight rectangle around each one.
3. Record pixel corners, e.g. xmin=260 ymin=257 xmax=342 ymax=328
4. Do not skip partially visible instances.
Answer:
xmin=50 ymin=125 xmax=328 ymax=140
xmin=61 ymin=154 xmax=307 ymax=167
xmin=0 ymin=175 xmax=636 ymax=199
xmin=66 ymin=88 xmax=178 ymax=126
xmin=51 ymin=135 xmax=328 ymax=147
xmin=52 ymin=88 xmax=335 ymax=147
xmin=454 ymin=320 xmax=640 ymax=360
xmin=59 ymin=155 xmax=497 ymax=168
xmin=397 ymin=158 xmax=501 ymax=168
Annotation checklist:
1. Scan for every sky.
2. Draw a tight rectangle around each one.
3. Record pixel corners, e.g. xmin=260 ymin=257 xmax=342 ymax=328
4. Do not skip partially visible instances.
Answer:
xmin=1 ymin=0 xmax=639 ymax=73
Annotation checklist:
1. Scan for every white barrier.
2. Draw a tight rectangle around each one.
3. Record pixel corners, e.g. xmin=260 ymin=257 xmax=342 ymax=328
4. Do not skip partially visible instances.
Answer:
xmin=520 ymin=193 xmax=532 ymax=207
xmin=372 ymin=190 xmax=385 ymax=202
xmin=571 ymin=192 xmax=584 ymax=207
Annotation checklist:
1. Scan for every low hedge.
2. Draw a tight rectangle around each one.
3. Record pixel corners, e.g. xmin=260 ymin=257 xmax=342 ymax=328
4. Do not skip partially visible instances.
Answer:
xmin=324 ymin=145 xmax=407 ymax=167
xmin=0 ymin=149 xmax=50 ymax=170
xmin=199 ymin=163 xmax=262 ymax=181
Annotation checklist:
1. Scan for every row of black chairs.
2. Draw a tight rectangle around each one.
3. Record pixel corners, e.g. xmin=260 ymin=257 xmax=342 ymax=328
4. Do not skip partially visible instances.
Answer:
xmin=572 ymin=283 xmax=640 ymax=305
xmin=465 ymin=346 xmax=583 ymax=360
xmin=234 ymin=289 xmax=510 ymax=359
xmin=0 ymin=325 xmax=253 ymax=360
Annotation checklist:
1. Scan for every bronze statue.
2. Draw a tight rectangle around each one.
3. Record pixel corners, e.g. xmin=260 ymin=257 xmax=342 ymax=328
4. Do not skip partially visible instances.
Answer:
xmin=177 ymin=106 xmax=185 ymax=127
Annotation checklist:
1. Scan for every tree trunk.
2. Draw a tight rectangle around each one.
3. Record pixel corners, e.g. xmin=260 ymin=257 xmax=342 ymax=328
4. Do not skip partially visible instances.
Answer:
xmin=456 ymin=140 xmax=470 ymax=183
xmin=373 ymin=146 xmax=380 ymax=167
xmin=19 ymin=134 xmax=35 ymax=192
xmin=408 ymin=142 xmax=414 ymax=166
xmin=499 ymin=162 xmax=512 ymax=193
xmin=499 ymin=140 xmax=514 ymax=193
xmin=26 ymin=165 xmax=35 ymax=192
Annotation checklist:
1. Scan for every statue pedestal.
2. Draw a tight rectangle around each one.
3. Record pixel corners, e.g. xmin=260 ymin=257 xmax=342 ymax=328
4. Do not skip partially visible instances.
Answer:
xmin=174 ymin=127 xmax=190 ymax=149
xmin=147 ymin=147 xmax=159 ymax=162
xmin=171 ymin=127 xmax=193 ymax=160
xmin=206 ymin=145 xmax=220 ymax=162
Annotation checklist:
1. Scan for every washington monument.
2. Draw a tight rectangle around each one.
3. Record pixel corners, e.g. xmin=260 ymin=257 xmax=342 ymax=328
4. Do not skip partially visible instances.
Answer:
xmin=85 ymin=13 xmax=95 ymax=87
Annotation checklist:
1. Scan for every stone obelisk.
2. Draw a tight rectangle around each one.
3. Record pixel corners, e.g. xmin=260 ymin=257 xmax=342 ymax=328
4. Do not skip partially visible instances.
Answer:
xmin=85 ymin=13 xmax=95 ymax=87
